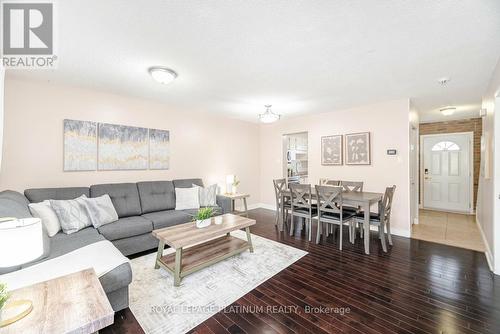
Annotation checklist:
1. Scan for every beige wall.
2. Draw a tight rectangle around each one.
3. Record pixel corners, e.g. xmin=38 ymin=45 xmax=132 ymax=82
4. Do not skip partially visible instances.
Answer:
xmin=478 ymin=57 xmax=500 ymax=273
xmin=1 ymin=77 xmax=261 ymax=206
xmin=259 ymin=99 xmax=411 ymax=236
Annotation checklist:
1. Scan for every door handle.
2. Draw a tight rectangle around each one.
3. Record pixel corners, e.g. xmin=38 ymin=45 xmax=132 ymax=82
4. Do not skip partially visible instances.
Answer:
xmin=424 ymin=177 xmax=431 ymax=180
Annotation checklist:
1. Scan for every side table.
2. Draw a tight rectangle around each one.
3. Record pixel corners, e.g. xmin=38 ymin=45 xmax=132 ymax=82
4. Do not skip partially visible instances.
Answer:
xmin=221 ymin=193 xmax=250 ymax=217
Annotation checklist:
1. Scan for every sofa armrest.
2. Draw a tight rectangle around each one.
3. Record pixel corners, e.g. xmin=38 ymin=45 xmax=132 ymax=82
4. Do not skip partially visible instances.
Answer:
xmin=216 ymin=195 xmax=233 ymax=214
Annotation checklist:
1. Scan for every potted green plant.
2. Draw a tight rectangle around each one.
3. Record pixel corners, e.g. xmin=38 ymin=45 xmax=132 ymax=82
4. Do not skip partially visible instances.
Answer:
xmin=0 ymin=283 xmax=9 ymax=323
xmin=232 ymin=176 xmax=240 ymax=194
xmin=194 ymin=207 xmax=215 ymax=228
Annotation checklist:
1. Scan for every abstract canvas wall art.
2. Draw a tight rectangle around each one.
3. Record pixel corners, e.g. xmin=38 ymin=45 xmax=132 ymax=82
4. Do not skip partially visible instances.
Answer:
xmin=63 ymin=119 xmax=97 ymax=171
xmin=321 ymin=135 xmax=342 ymax=165
xmin=149 ymin=129 xmax=170 ymax=169
xmin=98 ymin=123 xmax=149 ymax=170
xmin=345 ymin=132 xmax=371 ymax=165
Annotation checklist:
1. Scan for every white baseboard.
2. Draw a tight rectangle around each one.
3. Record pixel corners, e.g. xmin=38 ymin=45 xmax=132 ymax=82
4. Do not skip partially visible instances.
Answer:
xmin=251 ymin=203 xmax=411 ymax=238
xmin=234 ymin=203 xmax=275 ymax=211
xmin=248 ymin=203 xmax=275 ymax=211
xmin=475 ymin=216 xmax=495 ymax=273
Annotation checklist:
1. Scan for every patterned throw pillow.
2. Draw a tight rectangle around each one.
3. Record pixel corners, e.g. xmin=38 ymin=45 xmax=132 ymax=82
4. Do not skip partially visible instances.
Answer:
xmin=49 ymin=195 xmax=92 ymax=234
xmin=193 ymin=184 xmax=217 ymax=207
xmin=82 ymin=194 xmax=118 ymax=228
xmin=28 ymin=200 xmax=61 ymax=237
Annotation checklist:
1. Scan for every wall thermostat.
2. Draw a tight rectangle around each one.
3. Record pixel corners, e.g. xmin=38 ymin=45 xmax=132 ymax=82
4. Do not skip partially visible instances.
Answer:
xmin=387 ymin=149 xmax=397 ymax=155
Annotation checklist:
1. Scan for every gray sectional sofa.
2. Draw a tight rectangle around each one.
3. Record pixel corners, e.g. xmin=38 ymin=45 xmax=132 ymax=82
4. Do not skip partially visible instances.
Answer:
xmin=0 ymin=178 xmax=231 ymax=312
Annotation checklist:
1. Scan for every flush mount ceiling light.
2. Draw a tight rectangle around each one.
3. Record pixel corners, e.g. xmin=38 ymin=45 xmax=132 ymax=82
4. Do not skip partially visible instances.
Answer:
xmin=149 ymin=67 xmax=177 ymax=84
xmin=440 ymin=106 xmax=456 ymax=116
xmin=259 ymin=104 xmax=281 ymax=123
xmin=437 ymin=77 xmax=451 ymax=86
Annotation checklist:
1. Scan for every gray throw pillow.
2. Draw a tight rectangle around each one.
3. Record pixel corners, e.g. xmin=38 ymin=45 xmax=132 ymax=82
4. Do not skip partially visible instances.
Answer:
xmin=49 ymin=195 xmax=92 ymax=234
xmin=193 ymin=183 xmax=217 ymax=207
xmin=82 ymin=194 xmax=118 ymax=228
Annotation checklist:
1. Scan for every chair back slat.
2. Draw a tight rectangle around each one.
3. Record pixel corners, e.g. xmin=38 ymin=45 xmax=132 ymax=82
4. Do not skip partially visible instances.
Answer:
xmin=341 ymin=181 xmax=363 ymax=192
xmin=273 ymin=178 xmax=287 ymax=205
xmin=315 ymin=185 xmax=343 ymax=214
xmin=381 ymin=185 xmax=396 ymax=218
xmin=289 ymin=183 xmax=313 ymax=209
xmin=319 ymin=179 xmax=341 ymax=186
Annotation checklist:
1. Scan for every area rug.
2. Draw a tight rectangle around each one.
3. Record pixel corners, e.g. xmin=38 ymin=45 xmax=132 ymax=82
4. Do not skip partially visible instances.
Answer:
xmin=129 ymin=230 xmax=307 ymax=334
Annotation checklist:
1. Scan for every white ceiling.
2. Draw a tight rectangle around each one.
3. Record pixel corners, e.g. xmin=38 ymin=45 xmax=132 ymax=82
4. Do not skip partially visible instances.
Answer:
xmin=7 ymin=0 xmax=500 ymax=123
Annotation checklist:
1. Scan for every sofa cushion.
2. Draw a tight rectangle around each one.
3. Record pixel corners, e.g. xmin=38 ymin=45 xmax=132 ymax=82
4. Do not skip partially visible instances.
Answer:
xmin=137 ymin=181 xmax=175 ymax=213
xmin=24 ymin=227 xmax=105 ymax=265
xmin=111 ymin=233 xmax=158 ymax=256
xmin=0 ymin=190 xmax=32 ymax=219
xmin=24 ymin=187 xmax=90 ymax=203
xmin=142 ymin=210 xmax=191 ymax=230
xmin=91 ymin=183 xmax=141 ymax=218
xmin=97 ymin=216 xmax=153 ymax=241
xmin=173 ymin=178 xmax=204 ymax=189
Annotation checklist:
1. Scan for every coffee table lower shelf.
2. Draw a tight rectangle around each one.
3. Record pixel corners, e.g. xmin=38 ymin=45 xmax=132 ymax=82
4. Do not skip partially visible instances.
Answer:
xmin=155 ymin=234 xmax=253 ymax=286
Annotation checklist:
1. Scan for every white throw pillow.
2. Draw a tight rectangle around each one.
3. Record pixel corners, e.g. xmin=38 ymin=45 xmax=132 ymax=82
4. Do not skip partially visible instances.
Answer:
xmin=193 ymin=183 xmax=217 ymax=207
xmin=82 ymin=194 xmax=118 ymax=228
xmin=49 ymin=195 xmax=92 ymax=235
xmin=175 ymin=187 xmax=200 ymax=210
xmin=28 ymin=200 xmax=61 ymax=237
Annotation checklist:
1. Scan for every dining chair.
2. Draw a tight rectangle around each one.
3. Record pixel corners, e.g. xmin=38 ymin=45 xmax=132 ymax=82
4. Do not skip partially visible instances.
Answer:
xmin=341 ymin=181 xmax=363 ymax=192
xmin=273 ymin=178 xmax=291 ymax=227
xmin=355 ymin=185 xmax=396 ymax=252
xmin=341 ymin=181 xmax=364 ymax=237
xmin=315 ymin=185 xmax=356 ymax=250
xmin=289 ymin=183 xmax=317 ymax=241
xmin=319 ymin=178 xmax=341 ymax=186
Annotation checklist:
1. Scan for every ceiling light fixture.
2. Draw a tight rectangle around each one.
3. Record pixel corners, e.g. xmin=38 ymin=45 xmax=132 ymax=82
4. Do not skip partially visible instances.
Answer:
xmin=437 ymin=77 xmax=451 ymax=86
xmin=259 ymin=104 xmax=280 ymax=123
xmin=149 ymin=67 xmax=177 ymax=84
xmin=440 ymin=106 xmax=456 ymax=116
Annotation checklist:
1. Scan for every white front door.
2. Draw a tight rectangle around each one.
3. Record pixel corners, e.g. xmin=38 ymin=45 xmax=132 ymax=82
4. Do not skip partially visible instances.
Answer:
xmin=422 ymin=133 xmax=472 ymax=213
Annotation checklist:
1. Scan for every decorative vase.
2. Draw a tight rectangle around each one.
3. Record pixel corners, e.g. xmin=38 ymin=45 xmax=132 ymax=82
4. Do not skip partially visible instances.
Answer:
xmin=196 ymin=219 xmax=211 ymax=228
xmin=231 ymin=185 xmax=238 ymax=194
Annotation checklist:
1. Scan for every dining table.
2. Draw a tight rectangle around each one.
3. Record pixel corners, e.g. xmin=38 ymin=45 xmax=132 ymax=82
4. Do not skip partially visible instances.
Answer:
xmin=279 ymin=189 xmax=384 ymax=255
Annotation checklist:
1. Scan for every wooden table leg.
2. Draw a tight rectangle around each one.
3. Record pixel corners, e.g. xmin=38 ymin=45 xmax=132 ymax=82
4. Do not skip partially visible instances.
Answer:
xmin=363 ymin=202 xmax=370 ymax=255
xmin=174 ymin=248 xmax=183 ymax=287
xmin=154 ymin=240 xmax=165 ymax=269
xmin=243 ymin=197 xmax=249 ymax=217
xmin=245 ymin=227 xmax=254 ymax=253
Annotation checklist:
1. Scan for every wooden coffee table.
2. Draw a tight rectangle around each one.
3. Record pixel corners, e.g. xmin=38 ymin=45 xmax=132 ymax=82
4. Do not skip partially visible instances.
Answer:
xmin=152 ymin=213 xmax=256 ymax=286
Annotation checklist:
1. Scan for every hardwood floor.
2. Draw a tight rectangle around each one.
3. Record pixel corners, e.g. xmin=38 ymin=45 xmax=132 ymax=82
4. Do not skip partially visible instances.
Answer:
xmin=103 ymin=208 xmax=500 ymax=334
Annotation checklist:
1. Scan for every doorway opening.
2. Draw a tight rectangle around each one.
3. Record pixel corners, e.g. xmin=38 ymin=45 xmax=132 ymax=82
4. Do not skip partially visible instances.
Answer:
xmin=420 ymin=132 xmax=473 ymax=213
xmin=282 ymin=132 xmax=308 ymax=185
xmin=412 ymin=124 xmax=485 ymax=252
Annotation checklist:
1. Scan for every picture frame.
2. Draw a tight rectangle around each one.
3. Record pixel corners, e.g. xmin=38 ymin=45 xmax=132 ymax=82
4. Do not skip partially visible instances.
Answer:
xmin=345 ymin=132 xmax=371 ymax=165
xmin=321 ymin=135 xmax=343 ymax=165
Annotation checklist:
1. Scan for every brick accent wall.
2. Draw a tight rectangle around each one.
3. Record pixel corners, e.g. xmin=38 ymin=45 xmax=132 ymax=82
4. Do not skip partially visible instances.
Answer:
xmin=419 ymin=118 xmax=482 ymax=209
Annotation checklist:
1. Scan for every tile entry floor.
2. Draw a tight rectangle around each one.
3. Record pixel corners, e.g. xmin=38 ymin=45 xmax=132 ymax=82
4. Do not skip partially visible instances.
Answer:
xmin=412 ymin=209 xmax=485 ymax=252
